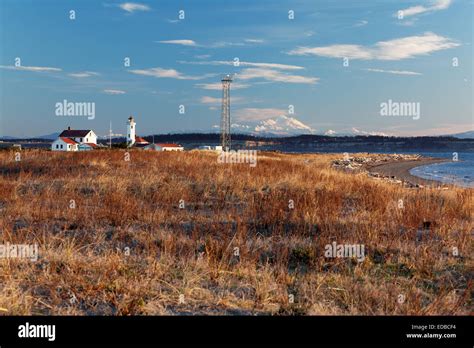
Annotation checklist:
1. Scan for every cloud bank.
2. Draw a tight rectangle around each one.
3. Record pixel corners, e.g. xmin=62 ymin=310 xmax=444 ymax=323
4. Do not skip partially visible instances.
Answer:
xmin=288 ymin=32 xmax=459 ymax=61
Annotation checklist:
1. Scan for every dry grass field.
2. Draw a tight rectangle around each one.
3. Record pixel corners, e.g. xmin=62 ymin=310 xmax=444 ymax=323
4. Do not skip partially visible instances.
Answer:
xmin=0 ymin=149 xmax=472 ymax=315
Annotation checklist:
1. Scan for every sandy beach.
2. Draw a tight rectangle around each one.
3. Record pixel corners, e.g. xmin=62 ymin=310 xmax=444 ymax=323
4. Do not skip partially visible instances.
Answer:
xmin=367 ymin=158 xmax=449 ymax=186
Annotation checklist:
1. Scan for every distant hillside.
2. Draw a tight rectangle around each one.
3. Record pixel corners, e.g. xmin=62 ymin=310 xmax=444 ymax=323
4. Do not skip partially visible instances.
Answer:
xmin=36 ymin=132 xmax=60 ymax=140
xmin=95 ymin=133 xmax=474 ymax=153
xmin=0 ymin=132 xmax=59 ymax=141
xmin=3 ymin=133 xmax=474 ymax=153
xmin=447 ymin=130 xmax=474 ymax=139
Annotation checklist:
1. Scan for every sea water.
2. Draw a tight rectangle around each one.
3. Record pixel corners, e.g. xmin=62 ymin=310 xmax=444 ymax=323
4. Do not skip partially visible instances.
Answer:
xmin=409 ymin=152 xmax=474 ymax=188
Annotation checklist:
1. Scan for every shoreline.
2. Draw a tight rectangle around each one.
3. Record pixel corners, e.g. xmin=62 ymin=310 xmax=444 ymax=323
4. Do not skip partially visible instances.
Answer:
xmin=366 ymin=158 xmax=450 ymax=187
xmin=0 ymin=146 xmax=465 ymax=188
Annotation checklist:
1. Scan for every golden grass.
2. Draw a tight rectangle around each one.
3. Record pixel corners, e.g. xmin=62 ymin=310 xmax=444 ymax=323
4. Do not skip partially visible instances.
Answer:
xmin=0 ymin=149 xmax=472 ymax=315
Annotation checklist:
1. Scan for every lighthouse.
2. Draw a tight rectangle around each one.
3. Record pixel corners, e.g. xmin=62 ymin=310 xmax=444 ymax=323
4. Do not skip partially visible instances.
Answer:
xmin=127 ymin=116 xmax=136 ymax=146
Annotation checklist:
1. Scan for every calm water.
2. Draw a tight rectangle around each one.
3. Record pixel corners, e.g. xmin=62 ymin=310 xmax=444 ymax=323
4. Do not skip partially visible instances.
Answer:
xmin=409 ymin=152 xmax=474 ymax=188
xmin=268 ymin=146 xmax=474 ymax=188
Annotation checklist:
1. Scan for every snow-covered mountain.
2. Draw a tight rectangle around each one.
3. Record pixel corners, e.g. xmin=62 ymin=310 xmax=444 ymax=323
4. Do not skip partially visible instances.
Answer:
xmin=231 ymin=115 xmax=314 ymax=136
xmin=321 ymin=128 xmax=390 ymax=137
xmin=350 ymin=128 xmax=390 ymax=136
xmin=324 ymin=130 xmax=337 ymax=136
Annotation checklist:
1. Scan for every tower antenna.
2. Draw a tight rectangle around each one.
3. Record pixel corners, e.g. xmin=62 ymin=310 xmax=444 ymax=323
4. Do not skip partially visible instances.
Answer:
xmin=109 ymin=121 xmax=112 ymax=149
xmin=220 ymin=74 xmax=233 ymax=151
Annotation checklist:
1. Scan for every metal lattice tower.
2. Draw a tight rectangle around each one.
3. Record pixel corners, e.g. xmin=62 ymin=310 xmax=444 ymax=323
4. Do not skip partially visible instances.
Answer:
xmin=220 ymin=74 xmax=232 ymax=151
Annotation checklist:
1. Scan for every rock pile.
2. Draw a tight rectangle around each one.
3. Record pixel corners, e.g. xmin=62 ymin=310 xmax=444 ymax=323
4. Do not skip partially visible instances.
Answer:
xmin=332 ymin=153 xmax=421 ymax=172
xmin=332 ymin=153 xmax=426 ymax=188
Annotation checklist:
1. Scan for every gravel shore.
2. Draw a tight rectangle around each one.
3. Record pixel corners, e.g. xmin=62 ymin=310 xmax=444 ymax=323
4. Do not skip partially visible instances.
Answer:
xmin=367 ymin=158 xmax=449 ymax=186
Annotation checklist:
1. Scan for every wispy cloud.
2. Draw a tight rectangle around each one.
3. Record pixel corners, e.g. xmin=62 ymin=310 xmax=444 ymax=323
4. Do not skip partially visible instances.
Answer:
xmin=244 ymin=39 xmax=264 ymax=43
xmin=156 ymin=39 xmax=198 ymax=46
xmin=234 ymin=108 xmax=287 ymax=122
xmin=354 ymin=20 xmax=368 ymax=27
xmin=365 ymin=68 xmax=422 ymax=76
xmin=383 ymin=122 xmax=473 ymax=137
xmin=179 ymin=60 xmax=304 ymax=70
xmin=180 ymin=59 xmax=318 ymax=84
xmin=68 ymin=71 xmax=99 ymax=78
xmin=209 ymin=41 xmax=245 ymax=48
xmin=129 ymin=67 xmax=214 ymax=80
xmin=237 ymin=68 xmax=319 ymax=84
xmin=288 ymin=32 xmax=459 ymax=60
xmin=103 ymin=89 xmax=126 ymax=95
xmin=156 ymin=39 xmax=264 ymax=49
xmin=179 ymin=60 xmax=318 ymax=84
xmin=195 ymin=82 xmax=251 ymax=90
xmin=200 ymin=96 xmax=243 ymax=104
xmin=119 ymin=2 xmax=150 ymax=13
xmin=395 ymin=0 xmax=452 ymax=18
xmin=0 ymin=65 xmax=61 ymax=72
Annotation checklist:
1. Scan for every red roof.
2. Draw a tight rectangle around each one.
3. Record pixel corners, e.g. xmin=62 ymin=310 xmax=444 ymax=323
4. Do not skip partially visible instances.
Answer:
xmin=60 ymin=137 xmax=78 ymax=145
xmin=156 ymin=143 xmax=182 ymax=148
xmin=84 ymin=143 xmax=98 ymax=148
xmin=135 ymin=136 xmax=149 ymax=144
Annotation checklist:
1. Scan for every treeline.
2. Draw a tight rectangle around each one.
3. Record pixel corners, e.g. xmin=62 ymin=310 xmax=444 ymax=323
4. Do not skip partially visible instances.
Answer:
xmin=3 ymin=133 xmax=473 ymax=145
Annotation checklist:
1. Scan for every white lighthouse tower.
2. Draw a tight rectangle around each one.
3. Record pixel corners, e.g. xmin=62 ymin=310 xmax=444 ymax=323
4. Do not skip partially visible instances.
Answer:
xmin=127 ymin=116 xmax=136 ymax=146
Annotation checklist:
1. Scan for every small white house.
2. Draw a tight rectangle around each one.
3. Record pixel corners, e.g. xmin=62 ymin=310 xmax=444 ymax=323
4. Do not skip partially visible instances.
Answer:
xmin=51 ymin=137 xmax=78 ymax=151
xmin=52 ymin=127 xmax=98 ymax=151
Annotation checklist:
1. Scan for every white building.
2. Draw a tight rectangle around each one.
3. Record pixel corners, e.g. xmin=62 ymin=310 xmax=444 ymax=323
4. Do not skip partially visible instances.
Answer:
xmin=198 ymin=145 xmax=222 ymax=151
xmin=144 ymin=143 xmax=184 ymax=151
xmin=127 ymin=116 xmax=136 ymax=146
xmin=51 ymin=127 xmax=98 ymax=151
xmin=51 ymin=137 xmax=78 ymax=151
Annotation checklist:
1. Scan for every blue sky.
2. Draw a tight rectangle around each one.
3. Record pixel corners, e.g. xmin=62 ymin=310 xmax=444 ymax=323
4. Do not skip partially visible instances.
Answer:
xmin=0 ymin=0 xmax=472 ymax=137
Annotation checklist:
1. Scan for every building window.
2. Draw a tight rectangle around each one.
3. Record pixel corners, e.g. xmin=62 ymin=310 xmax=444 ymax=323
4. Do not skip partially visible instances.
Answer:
xmin=80 ymin=138 xmax=83 ymax=142
xmin=60 ymin=144 xmax=63 ymax=149
xmin=56 ymin=144 xmax=59 ymax=149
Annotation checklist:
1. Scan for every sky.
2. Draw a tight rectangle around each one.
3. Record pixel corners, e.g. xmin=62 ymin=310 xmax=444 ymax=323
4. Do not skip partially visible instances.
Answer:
xmin=0 ymin=0 xmax=472 ymax=138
